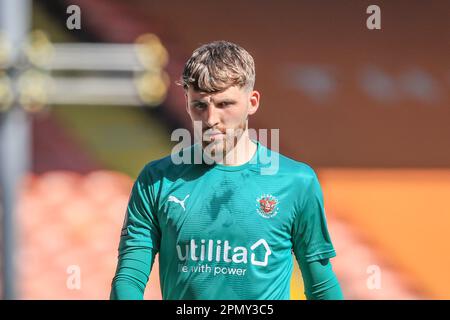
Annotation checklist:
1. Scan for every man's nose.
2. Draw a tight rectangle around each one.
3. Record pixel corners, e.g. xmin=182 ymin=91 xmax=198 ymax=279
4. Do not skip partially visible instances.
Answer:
xmin=204 ymin=105 xmax=220 ymax=128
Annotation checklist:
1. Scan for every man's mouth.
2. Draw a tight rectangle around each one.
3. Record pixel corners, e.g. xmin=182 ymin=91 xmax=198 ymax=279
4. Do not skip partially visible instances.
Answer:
xmin=203 ymin=130 xmax=225 ymax=141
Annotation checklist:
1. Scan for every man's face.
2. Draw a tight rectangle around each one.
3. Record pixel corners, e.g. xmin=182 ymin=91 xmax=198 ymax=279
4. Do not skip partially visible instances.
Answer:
xmin=185 ymin=85 xmax=259 ymax=160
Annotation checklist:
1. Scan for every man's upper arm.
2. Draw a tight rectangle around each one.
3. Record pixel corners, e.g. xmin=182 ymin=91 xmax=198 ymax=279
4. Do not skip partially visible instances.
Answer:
xmin=119 ymin=164 xmax=161 ymax=254
xmin=111 ymin=164 xmax=161 ymax=300
xmin=290 ymin=168 xmax=343 ymax=299
xmin=292 ymin=169 xmax=336 ymax=263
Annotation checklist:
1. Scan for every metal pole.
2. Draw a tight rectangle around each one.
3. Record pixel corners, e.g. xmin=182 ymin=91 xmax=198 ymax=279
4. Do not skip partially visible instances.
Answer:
xmin=0 ymin=0 xmax=32 ymax=300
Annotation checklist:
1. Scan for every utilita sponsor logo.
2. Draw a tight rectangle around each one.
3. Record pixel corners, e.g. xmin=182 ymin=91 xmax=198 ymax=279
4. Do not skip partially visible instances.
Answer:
xmin=176 ymin=239 xmax=272 ymax=267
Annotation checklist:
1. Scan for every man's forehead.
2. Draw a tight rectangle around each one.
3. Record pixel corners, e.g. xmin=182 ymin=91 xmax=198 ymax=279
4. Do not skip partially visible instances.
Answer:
xmin=187 ymin=86 xmax=241 ymax=101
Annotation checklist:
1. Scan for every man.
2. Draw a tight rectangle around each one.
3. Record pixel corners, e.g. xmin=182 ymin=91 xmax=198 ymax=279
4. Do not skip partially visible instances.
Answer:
xmin=110 ymin=41 xmax=343 ymax=300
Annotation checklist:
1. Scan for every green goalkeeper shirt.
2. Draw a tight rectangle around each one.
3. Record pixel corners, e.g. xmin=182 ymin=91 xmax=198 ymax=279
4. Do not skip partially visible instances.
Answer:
xmin=111 ymin=141 xmax=343 ymax=300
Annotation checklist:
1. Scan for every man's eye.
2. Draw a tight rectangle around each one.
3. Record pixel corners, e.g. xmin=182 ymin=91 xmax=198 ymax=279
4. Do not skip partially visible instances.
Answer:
xmin=193 ymin=104 xmax=207 ymax=109
xmin=218 ymin=102 xmax=232 ymax=108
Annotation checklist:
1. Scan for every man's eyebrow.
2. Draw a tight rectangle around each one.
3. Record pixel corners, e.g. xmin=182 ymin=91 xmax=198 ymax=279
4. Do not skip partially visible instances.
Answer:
xmin=215 ymin=98 xmax=236 ymax=103
xmin=190 ymin=99 xmax=209 ymax=105
xmin=191 ymin=99 xmax=208 ymax=103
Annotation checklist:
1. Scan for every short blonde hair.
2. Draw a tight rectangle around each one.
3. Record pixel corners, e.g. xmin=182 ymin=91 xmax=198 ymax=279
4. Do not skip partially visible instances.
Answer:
xmin=180 ymin=41 xmax=255 ymax=93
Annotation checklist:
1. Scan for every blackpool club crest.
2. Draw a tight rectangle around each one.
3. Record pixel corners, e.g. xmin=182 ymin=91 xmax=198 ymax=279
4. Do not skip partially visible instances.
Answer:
xmin=256 ymin=194 xmax=279 ymax=218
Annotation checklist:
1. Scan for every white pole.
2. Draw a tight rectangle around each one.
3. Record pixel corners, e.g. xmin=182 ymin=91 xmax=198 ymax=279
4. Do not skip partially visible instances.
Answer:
xmin=0 ymin=0 xmax=32 ymax=300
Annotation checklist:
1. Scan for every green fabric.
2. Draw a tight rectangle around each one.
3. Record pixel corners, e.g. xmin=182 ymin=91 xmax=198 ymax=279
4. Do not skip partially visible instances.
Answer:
xmin=110 ymin=248 xmax=155 ymax=300
xmin=111 ymin=141 xmax=341 ymax=299
xmin=298 ymin=258 xmax=344 ymax=300
xmin=110 ymin=254 xmax=343 ymax=300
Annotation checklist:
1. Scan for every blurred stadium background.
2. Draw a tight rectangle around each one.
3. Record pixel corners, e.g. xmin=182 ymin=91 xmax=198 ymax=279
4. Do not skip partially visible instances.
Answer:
xmin=0 ymin=0 xmax=449 ymax=300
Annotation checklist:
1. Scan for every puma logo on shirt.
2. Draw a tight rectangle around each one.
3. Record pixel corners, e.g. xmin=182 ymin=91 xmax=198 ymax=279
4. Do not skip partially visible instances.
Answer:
xmin=168 ymin=194 xmax=190 ymax=211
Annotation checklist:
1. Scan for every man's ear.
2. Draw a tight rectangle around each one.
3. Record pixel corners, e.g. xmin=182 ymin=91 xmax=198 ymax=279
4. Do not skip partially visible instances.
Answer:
xmin=248 ymin=90 xmax=260 ymax=116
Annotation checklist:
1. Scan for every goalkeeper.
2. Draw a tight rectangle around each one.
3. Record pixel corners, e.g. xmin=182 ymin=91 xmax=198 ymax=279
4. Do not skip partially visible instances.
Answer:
xmin=111 ymin=41 xmax=344 ymax=300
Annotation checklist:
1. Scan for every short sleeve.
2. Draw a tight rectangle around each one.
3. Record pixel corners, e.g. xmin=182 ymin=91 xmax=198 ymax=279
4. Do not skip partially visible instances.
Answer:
xmin=292 ymin=171 xmax=336 ymax=263
xmin=118 ymin=164 xmax=161 ymax=254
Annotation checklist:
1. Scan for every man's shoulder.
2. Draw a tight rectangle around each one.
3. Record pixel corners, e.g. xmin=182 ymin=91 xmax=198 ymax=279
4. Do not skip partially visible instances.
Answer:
xmin=140 ymin=144 xmax=198 ymax=179
xmin=263 ymin=144 xmax=317 ymax=179
xmin=263 ymin=146 xmax=322 ymax=198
